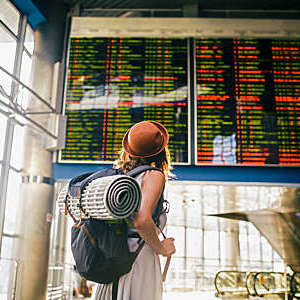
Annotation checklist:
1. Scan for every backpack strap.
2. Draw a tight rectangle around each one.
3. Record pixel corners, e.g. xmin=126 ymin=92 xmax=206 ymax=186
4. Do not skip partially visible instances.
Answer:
xmin=127 ymin=165 xmax=167 ymax=225
xmin=126 ymin=165 xmax=162 ymax=177
xmin=127 ymin=165 xmax=166 ymax=225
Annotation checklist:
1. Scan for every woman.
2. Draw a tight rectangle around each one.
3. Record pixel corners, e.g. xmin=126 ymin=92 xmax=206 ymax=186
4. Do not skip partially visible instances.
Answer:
xmin=95 ymin=120 xmax=176 ymax=300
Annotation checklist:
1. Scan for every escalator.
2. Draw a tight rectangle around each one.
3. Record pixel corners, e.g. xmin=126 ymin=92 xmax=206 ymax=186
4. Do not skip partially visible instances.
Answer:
xmin=291 ymin=272 xmax=300 ymax=299
xmin=215 ymin=271 xmax=300 ymax=298
xmin=215 ymin=271 xmax=248 ymax=298
xmin=209 ymin=188 xmax=300 ymax=272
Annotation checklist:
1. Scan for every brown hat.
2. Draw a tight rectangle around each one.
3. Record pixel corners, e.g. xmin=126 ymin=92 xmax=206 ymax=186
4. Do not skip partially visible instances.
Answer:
xmin=122 ymin=121 xmax=169 ymax=158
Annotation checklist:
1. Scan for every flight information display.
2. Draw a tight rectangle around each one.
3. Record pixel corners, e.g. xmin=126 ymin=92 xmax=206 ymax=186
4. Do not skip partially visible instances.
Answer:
xmin=196 ymin=38 xmax=300 ymax=166
xmin=61 ymin=37 xmax=189 ymax=163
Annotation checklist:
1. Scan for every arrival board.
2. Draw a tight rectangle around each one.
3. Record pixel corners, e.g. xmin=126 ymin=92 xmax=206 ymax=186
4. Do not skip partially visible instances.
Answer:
xmin=61 ymin=37 xmax=189 ymax=163
xmin=196 ymin=38 xmax=300 ymax=166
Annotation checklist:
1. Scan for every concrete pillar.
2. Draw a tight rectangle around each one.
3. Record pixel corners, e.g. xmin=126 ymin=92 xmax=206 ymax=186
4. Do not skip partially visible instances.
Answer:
xmin=222 ymin=187 xmax=241 ymax=269
xmin=13 ymin=1 xmax=68 ymax=299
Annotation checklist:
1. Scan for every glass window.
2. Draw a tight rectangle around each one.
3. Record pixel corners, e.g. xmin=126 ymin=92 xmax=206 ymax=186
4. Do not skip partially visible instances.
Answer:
xmin=249 ymin=234 xmax=261 ymax=261
xmin=164 ymin=182 xmax=285 ymax=294
xmin=186 ymin=202 xmax=202 ymax=228
xmin=0 ymin=236 xmax=14 ymax=259
xmin=0 ymin=25 xmax=17 ymax=96
xmin=10 ymin=124 xmax=25 ymax=170
xmin=187 ymin=228 xmax=202 ymax=257
xmin=3 ymin=170 xmax=21 ymax=235
xmin=204 ymin=230 xmax=219 ymax=259
xmin=239 ymin=233 xmax=249 ymax=260
xmin=203 ymin=216 xmax=218 ymax=231
xmin=0 ymin=0 xmax=20 ymax=35
xmin=0 ymin=113 xmax=7 ymax=159
xmin=0 ymin=237 xmax=16 ymax=297
xmin=18 ymin=51 xmax=32 ymax=109
xmin=20 ymin=51 xmax=32 ymax=86
xmin=273 ymin=261 xmax=285 ymax=272
xmin=24 ymin=24 xmax=34 ymax=55
xmin=167 ymin=225 xmax=185 ymax=257
xmin=261 ymin=236 xmax=273 ymax=261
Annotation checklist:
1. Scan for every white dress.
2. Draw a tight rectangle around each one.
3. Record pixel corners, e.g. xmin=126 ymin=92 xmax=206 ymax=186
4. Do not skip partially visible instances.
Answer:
xmin=94 ymin=172 xmax=167 ymax=300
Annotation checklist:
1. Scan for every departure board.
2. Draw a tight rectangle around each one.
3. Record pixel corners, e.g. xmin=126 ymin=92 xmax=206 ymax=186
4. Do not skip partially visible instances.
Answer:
xmin=61 ymin=38 xmax=189 ymax=163
xmin=196 ymin=38 xmax=300 ymax=166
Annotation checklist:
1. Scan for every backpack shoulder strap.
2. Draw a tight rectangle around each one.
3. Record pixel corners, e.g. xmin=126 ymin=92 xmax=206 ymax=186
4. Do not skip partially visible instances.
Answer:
xmin=127 ymin=165 xmax=166 ymax=226
xmin=126 ymin=165 xmax=162 ymax=178
xmin=79 ymin=168 xmax=121 ymax=193
xmin=68 ymin=171 xmax=95 ymax=187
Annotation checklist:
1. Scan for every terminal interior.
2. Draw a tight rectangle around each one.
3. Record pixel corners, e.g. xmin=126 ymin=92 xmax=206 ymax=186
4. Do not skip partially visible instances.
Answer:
xmin=0 ymin=0 xmax=300 ymax=299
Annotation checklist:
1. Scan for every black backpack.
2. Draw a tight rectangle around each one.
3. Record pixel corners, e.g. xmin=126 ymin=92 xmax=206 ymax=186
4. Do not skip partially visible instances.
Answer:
xmin=64 ymin=165 xmax=168 ymax=285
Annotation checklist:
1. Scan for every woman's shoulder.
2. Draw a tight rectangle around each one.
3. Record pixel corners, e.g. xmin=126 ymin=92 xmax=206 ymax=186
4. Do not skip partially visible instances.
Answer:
xmin=143 ymin=169 xmax=165 ymax=184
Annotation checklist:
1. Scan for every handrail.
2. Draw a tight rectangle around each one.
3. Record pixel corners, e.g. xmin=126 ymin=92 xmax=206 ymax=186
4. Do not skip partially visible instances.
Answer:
xmin=47 ymin=263 xmax=74 ymax=300
xmin=0 ymin=98 xmax=58 ymax=139
xmin=290 ymin=272 xmax=300 ymax=299
xmin=254 ymin=272 xmax=291 ymax=297
xmin=246 ymin=272 xmax=258 ymax=296
xmin=0 ymin=67 xmax=60 ymax=140
xmin=214 ymin=271 xmax=248 ymax=296
xmin=0 ymin=65 xmax=56 ymax=113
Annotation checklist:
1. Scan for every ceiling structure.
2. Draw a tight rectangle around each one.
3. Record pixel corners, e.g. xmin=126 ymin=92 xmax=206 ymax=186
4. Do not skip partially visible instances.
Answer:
xmin=64 ymin=0 xmax=300 ymax=18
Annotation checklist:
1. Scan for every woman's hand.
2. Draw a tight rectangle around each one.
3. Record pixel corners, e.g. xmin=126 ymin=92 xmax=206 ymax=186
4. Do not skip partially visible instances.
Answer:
xmin=161 ymin=237 xmax=176 ymax=257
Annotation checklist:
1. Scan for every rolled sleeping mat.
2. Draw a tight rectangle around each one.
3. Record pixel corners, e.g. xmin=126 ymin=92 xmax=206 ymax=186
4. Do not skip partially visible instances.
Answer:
xmin=57 ymin=184 xmax=81 ymax=219
xmin=58 ymin=175 xmax=141 ymax=220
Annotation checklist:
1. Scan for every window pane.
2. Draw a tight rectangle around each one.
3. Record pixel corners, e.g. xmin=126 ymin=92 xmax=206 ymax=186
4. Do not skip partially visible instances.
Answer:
xmin=187 ymin=228 xmax=202 ymax=258
xmin=3 ymin=170 xmax=21 ymax=235
xmin=10 ymin=124 xmax=25 ymax=169
xmin=249 ymin=234 xmax=261 ymax=260
xmin=167 ymin=226 xmax=185 ymax=257
xmin=261 ymin=236 xmax=273 ymax=261
xmin=239 ymin=233 xmax=248 ymax=260
xmin=0 ymin=0 xmax=20 ymax=35
xmin=186 ymin=202 xmax=202 ymax=228
xmin=0 ymin=113 xmax=7 ymax=159
xmin=1 ymin=236 xmax=14 ymax=259
xmin=24 ymin=24 xmax=34 ymax=55
xmin=0 ymin=237 xmax=16 ymax=298
xmin=204 ymin=230 xmax=219 ymax=259
xmin=18 ymin=51 xmax=32 ymax=109
xmin=0 ymin=25 xmax=17 ymax=96
xmin=20 ymin=51 xmax=32 ymax=85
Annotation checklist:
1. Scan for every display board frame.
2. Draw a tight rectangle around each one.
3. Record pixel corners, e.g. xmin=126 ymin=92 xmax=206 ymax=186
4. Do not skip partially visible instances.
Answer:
xmin=59 ymin=17 xmax=300 ymax=167
xmin=193 ymin=36 xmax=300 ymax=167
xmin=59 ymin=18 xmax=197 ymax=165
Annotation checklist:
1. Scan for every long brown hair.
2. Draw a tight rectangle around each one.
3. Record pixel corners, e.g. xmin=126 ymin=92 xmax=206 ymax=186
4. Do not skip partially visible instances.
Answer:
xmin=113 ymin=146 xmax=172 ymax=180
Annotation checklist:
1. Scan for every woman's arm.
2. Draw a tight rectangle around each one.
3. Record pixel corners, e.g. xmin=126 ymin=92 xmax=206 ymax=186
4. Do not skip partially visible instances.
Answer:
xmin=133 ymin=170 xmax=175 ymax=257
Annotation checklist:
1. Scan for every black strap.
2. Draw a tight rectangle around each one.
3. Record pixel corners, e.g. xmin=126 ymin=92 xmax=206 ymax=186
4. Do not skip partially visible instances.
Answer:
xmin=112 ymin=278 xmax=119 ymax=300
xmin=64 ymin=194 xmax=78 ymax=223
xmin=126 ymin=165 xmax=162 ymax=177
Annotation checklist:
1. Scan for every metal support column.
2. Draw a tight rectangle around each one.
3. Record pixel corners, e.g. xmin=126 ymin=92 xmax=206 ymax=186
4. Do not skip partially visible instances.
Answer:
xmin=13 ymin=1 xmax=68 ymax=299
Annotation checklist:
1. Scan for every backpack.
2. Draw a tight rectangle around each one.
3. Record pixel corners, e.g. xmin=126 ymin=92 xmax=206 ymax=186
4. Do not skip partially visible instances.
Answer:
xmin=63 ymin=165 xmax=168 ymax=285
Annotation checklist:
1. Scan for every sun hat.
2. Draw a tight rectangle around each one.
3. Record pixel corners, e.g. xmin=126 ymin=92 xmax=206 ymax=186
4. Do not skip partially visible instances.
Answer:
xmin=122 ymin=121 xmax=169 ymax=158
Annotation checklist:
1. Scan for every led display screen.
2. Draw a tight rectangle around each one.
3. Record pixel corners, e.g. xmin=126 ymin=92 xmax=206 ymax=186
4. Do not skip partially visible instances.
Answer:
xmin=61 ymin=35 xmax=300 ymax=166
xmin=196 ymin=38 xmax=300 ymax=166
xmin=61 ymin=37 xmax=189 ymax=163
